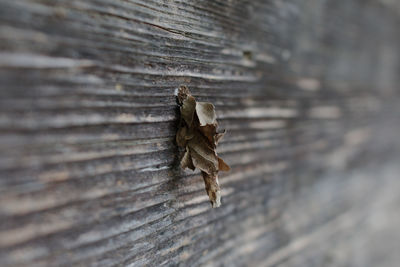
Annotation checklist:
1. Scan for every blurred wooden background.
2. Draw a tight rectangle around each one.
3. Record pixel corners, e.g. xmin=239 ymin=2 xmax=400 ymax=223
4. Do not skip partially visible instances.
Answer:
xmin=1 ymin=0 xmax=400 ymax=266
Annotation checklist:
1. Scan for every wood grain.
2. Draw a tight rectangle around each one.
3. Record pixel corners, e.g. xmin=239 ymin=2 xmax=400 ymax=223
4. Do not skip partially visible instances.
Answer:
xmin=0 ymin=0 xmax=400 ymax=266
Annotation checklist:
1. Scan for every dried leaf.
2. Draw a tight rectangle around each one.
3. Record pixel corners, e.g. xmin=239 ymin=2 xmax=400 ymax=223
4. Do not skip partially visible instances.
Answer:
xmin=202 ymin=171 xmax=221 ymax=208
xmin=218 ymin=157 xmax=230 ymax=171
xmin=185 ymin=127 xmax=195 ymax=140
xmin=176 ymin=126 xmax=195 ymax=147
xmin=187 ymin=132 xmax=218 ymax=170
xmin=180 ymin=148 xmax=195 ymax=170
xmin=176 ymin=126 xmax=187 ymax=147
xmin=199 ymin=124 xmax=217 ymax=145
xmin=181 ymin=95 xmax=196 ymax=127
xmin=189 ymin=146 xmax=218 ymax=175
xmin=176 ymin=85 xmax=230 ymax=208
xmin=196 ymin=102 xmax=216 ymax=126
xmin=215 ymin=129 xmax=226 ymax=145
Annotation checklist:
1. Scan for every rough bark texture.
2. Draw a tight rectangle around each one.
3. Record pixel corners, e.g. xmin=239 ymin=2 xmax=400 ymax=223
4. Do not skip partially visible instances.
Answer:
xmin=1 ymin=0 xmax=400 ymax=266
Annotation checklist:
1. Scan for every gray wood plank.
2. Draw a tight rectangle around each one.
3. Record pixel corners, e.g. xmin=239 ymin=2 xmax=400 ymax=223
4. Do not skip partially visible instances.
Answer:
xmin=0 ymin=0 xmax=400 ymax=266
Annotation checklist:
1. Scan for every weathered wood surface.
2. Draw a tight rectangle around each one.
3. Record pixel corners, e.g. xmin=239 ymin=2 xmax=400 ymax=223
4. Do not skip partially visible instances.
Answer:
xmin=1 ymin=0 xmax=400 ymax=266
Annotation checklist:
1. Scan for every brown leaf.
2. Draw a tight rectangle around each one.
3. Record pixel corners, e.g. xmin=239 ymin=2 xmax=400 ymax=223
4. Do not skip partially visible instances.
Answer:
xmin=187 ymin=132 xmax=218 ymax=172
xmin=176 ymin=125 xmax=194 ymax=146
xmin=202 ymin=171 xmax=221 ymax=208
xmin=218 ymin=157 xmax=230 ymax=171
xmin=199 ymin=124 xmax=217 ymax=145
xmin=215 ymin=129 xmax=226 ymax=145
xmin=184 ymin=127 xmax=195 ymax=140
xmin=176 ymin=126 xmax=187 ymax=147
xmin=196 ymin=102 xmax=216 ymax=126
xmin=191 ymin=151 xmax=217 ymax=176
xmin=180 ymin=148 xmax=195 ymax=171
xmin=181 ymin=95 xmax=196 ymax=127
xmin=176 ymin=86 xmax=229 ymax=208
